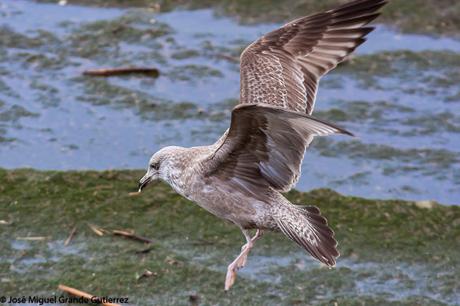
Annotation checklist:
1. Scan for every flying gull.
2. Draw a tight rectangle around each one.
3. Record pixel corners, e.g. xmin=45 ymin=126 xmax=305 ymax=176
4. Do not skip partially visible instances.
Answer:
xmin=138 ymin=0 xmax=387 ymax=290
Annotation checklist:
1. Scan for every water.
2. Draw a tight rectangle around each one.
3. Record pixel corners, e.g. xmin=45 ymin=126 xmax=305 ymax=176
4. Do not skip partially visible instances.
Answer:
xmin=0 ymin=1 xmax=459 ymax=204
xmin=168 ymin=239 xmax=460 ymax=305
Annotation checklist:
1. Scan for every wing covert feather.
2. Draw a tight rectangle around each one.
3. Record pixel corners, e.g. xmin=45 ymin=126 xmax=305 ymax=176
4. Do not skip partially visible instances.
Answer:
xmin=203 ymin=104 xmax=352 ymax=196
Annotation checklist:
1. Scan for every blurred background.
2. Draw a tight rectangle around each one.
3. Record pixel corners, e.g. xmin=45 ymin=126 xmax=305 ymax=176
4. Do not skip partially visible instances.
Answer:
xmin=1 ymin=0 xmax=459 ymax=204
xmin=1 ymin=1 xmax=459 ymax=305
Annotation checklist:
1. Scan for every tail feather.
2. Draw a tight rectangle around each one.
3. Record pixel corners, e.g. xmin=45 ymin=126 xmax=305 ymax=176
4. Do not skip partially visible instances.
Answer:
xmin=273 ymin=204 xmax=339 ymax=266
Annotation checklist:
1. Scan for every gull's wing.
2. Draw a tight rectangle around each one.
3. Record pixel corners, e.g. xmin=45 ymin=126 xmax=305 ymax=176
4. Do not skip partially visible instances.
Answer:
xmin=203 ymin=104 xmax=352 ymax=196
xmin=239 ymin=0 xmax=387 ymax=114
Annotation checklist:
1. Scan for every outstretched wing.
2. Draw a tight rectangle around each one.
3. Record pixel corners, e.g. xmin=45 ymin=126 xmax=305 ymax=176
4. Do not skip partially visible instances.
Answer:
xmin=203 ymin=104 xmax=353 ymax=196
xmin=239 ymin=0 xmax=387 ymax=114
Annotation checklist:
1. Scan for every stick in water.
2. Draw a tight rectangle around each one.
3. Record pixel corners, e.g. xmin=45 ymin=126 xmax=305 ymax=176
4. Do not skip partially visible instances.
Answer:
xmin=83 ymin=67 xmax=159 ymax=77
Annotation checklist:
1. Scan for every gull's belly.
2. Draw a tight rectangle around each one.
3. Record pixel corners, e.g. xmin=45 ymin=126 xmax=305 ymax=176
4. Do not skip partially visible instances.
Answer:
xmin=188 ymin=183 xmax=276 ymax=229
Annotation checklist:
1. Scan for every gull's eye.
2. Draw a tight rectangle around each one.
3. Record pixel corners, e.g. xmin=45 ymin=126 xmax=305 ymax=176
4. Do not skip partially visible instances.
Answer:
xmin=150 ymin=162 xmax=160 ymax=170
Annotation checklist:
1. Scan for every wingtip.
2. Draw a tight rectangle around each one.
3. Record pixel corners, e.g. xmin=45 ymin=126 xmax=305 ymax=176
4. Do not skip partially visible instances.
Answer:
xmin=324 ymin=258 xmax=337 ymax=268
xmin=342 ymin=129 xmax=355 ymax=137
xmin=333 ymin=124 xmax=354 ymax=137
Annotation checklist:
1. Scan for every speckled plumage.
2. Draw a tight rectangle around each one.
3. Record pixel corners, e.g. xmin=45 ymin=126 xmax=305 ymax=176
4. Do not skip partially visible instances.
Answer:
xmin=139 ymin=0 xmax=387 ymax=290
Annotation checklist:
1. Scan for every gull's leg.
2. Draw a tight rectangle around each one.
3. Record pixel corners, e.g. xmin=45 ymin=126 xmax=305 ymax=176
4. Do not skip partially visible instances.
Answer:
xmin=224 ymin=229 xmax=264 ymax=291
xmin=239 ymin=229 xmax=263 ymax=267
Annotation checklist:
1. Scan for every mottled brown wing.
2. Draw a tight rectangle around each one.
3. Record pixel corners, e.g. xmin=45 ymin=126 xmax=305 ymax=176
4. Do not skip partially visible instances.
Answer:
xmin=203 ymin=104 xmax=353 ymax=196
xmin=239 ymin=0 xmax=387 ymax=114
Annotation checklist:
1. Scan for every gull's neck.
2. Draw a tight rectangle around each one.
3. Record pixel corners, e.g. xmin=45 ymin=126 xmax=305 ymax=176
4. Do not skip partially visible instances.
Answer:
xmin=160 ymin=145 xmax=214 ymax=198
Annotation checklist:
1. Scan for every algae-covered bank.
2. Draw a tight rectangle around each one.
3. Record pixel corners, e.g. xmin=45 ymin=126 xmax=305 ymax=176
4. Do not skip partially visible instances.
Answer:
xmin=0 ymin=169 xmax=459 ymax=305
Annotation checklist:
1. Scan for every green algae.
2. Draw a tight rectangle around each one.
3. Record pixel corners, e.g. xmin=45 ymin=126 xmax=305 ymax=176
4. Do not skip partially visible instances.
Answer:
xmin=337 ymin=51 xmax=460 ymax=96
xmin=333 ymin=51 xmax=460 ymax=108
xmin=340 ymin=51 xmax=460 ymax=77
xmin=315 ymin=100 xmax=415 ymax=124
xmin=314 ymin=99 xmax=460 ymax=137
xmin=330 ymin=171 xmax=372 ymax=187
xmin=0 ymin=105 xmax=39 ymax=123
xmin=67 ymin=13 xmax=172 ymax=60
xmin=0 ymin=28 xmax=75 ymax=74
xmin=74 ymin=76 xmax=210 ymax=121
xmin=313 ymin=139 xmax=459 ymax=178
xmin=0 ymin=169 xmax=458 ymax=305
xmin=401 ymin=112 xmax=460 ymax=135
xmin=17 ymin=52 xmax=70 ymax=71
xmin=166 ymin=64 xmax=224 ymax=81
xmin=0 ymin=79 xmax=19 ymax=99
xmin=73 ymin=73 xmax=229 ymax=122
xmin=0 ymin=26 xmax=48 ymax=49
xmin=171 ymin=49 xmax=201 ymax=60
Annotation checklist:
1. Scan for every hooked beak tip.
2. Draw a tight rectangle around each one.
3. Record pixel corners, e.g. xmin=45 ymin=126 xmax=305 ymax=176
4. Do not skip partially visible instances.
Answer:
xmin=138 ymin=182 xmax=145 ymax=193
xmin=138 ymin=176 xmax=151 ymax=193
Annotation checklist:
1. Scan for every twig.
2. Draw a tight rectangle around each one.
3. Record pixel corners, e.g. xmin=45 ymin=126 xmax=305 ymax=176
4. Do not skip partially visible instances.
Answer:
xmin=64 ymin=226 xmax=77 ymax=246
xmin=83 ymin=67 xmax=159 ymax=77
xmin=88 ymin=224 xmax=106 ymax=236
xmin=16 ymin=236 xmax=47 ymax=241
xmin=137 ymin=269 xmax=156 ymax=281
xmin=112 ymin=230 xmax=152 ymax=244
xmin=58 ymin=284 xmax=121 ymax=306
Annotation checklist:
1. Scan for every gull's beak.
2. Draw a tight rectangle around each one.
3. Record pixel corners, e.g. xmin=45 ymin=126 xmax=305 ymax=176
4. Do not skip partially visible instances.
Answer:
xmin=138 ymin=173 xmax=152 ymax=192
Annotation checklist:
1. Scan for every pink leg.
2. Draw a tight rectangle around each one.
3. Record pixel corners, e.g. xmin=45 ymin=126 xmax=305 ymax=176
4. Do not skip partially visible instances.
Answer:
xmin=224 ymin=229 xmax=264 ymax=291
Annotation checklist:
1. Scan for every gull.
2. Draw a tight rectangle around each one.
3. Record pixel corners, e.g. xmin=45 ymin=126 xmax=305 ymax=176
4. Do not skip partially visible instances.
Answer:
xmin=138 ymin=0 xmax=387 ymax=290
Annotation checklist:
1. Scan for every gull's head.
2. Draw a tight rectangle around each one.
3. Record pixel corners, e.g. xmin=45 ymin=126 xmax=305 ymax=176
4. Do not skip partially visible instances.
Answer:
xmin=138 ymin=146 xmax=184 ymax=192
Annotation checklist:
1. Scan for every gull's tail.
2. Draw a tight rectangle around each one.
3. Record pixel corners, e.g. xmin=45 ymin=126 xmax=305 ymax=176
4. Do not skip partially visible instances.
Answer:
xmin=272 ymin=203 xmax=339 ymax=266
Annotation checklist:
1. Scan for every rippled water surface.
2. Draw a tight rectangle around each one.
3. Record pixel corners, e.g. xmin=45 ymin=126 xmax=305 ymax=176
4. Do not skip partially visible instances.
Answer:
xmin=1 ymin=1 xmax=459 ymax=204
